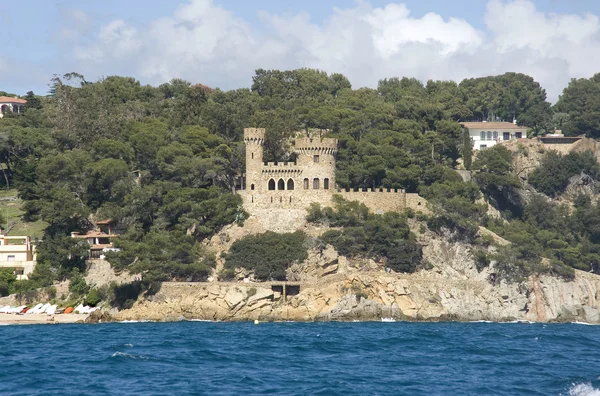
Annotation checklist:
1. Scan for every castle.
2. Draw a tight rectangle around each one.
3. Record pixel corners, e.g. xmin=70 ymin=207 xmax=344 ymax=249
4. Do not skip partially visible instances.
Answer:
xmin=238 ymin=128 xmax=427 ymax=225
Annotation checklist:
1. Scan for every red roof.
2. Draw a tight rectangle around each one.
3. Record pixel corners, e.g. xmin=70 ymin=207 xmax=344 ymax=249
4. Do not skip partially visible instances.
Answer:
xmin=0 ymin=96 xmax=27 ymax=104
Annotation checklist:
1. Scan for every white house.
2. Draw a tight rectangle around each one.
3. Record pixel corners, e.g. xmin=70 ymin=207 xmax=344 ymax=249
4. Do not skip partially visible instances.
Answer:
xmin=0 ymin=96 xmax=27 ymax=118
xmin=461 ymin=121 xmax=528 ymax=150
xmin=0 ymin=232 xmax=36 ymax=280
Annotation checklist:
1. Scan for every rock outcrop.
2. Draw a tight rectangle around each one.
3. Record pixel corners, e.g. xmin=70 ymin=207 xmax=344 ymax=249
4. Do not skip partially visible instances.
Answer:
xmin=114 ymin=226 xmax=600 ymax=323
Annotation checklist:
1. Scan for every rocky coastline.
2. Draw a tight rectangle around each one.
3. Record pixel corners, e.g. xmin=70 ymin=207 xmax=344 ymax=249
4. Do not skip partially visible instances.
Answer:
xmin=111 ymin=235 xmax=600 ymax=324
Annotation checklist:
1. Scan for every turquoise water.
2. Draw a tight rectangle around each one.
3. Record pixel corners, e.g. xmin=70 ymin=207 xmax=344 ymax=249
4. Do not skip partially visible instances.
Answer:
xmin=0 ymin=321 xmax=598 ymax=395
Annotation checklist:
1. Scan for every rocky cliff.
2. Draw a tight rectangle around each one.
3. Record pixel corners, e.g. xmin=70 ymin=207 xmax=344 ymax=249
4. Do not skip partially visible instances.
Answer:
xmin=114 ymin=224 xmax=600 ymax=323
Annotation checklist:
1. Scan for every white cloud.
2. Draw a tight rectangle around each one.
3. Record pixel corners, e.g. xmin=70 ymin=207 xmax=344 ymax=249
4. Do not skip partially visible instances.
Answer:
xmin=67 ymin=0 xmax=600 ymax=101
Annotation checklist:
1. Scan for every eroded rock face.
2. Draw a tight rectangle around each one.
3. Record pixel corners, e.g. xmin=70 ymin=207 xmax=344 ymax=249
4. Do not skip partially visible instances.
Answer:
xmin=113 ymin=213 xmax=600 ymax=323
xmin=114 ymin=254 xmax=600 ymax=324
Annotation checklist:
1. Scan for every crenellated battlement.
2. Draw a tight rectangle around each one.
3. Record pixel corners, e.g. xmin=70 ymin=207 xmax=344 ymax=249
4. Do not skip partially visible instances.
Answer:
xmin=244 ymin=128 xmax=266 ymax=143
xmin=294 ymin=137 xmax=338 ymax=154
xmin=262 ymin=168 xmax=303 ymax=176
xmin=337 ymin=188 xmax=407 ymax=193
xmin=263 ymin=162 xmax=297 ymax=167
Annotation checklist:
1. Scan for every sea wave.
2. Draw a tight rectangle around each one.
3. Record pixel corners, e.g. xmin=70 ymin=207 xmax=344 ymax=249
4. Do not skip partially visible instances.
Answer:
xmin=110 ymin=351 xmax=152 ymax=360
xmin=117 ymin=320 xmax=154 ymax=323
xmin=568 ymin=383 xmax=600 ymax=396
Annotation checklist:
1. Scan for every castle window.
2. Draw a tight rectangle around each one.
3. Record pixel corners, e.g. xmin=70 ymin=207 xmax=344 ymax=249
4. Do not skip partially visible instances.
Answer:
xmin=287 ymin=179 xmax=294 ymax=190
xmin=314 ymin=155 xmax=319 ymax=163
xmin=313 ymin=178 xmax=320 ymax=189
xmin=251 ymin=184 xmax=255 ymax=191
xmin=277 ymin=178 xmax=285 ymax=190
xmin=251 ymin=153 xmax=254 ymax=159
xmin=323 ymin=178 xmax=329 ymax=190
xmin=304 ymin=178 xmax=309 ymax=189
xmin=268 ymin=179 xmax=276 ymax=190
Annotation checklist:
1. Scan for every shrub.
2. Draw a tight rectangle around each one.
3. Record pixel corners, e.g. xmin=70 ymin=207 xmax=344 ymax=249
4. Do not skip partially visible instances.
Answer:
xmin=85 ymin=288 xmax=102 ymax=307
xmin=225 ymin=231 xmax=308 ymax=281
xmin=474 ymin=249 xmax=490 ymax=272
xmin=320 ymin=211 xmax=422 ymax=273
xmin=529 ymin=150 xmax=600 ymax=197
xmin=0 ymin=268 xmax=16 ymax=297
xmin=69 ymin=271 xmax=90 ymax=297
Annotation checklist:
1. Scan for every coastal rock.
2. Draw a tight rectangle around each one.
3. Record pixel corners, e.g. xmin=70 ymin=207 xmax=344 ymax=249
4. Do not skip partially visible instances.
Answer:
xmin=113 ymin=222 xmax=600 ymax=324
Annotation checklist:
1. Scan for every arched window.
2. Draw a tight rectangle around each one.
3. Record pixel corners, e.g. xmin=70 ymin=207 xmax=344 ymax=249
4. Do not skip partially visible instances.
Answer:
xmin=304 ymin=178 xmax=309 ymax=189
xmin=12 ymin=106 xmax=18 ymax=113
xmin=287 ymin=179 xmax=294 ymax=190
xmin=277 ymin=178 xmax=285 ymax=190
xmin=250 ymin=184 xmax=255 ymax=191
xmin=487 ymin=131 xmax=492 ymax=140
xmin=313 ymin=178 xmax=320 ymax=189
xmin=323 ymin=178 xmax=329 ymax=190
xmin=268 ymin=179 xmax=276 ymax=190
xmin=480 ymin=131 xmax=485 ymax=140
xmin=0 ymin=105 xmax=7 ymax=114
xmin=493 ymin=131 xmax=498 ymax=140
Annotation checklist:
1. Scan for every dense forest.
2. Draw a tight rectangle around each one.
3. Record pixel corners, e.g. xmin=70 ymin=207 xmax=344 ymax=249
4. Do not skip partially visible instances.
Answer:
xmin=2 ymin=69 xmax=600 ymax=295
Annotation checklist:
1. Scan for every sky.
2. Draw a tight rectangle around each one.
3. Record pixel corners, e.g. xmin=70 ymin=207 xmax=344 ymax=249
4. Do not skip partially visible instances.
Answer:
xmin=2 ymin=0 xmax=600 ymax=101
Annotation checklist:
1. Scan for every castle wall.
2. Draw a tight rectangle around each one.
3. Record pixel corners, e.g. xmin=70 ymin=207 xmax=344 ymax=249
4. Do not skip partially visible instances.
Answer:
xmin=337 ymin=189 xmax=407 ymax=214
xmin=405 ymin=193 xmax=430 ymax=214
xmin=239 ymin=190 xmax=333 ymax=210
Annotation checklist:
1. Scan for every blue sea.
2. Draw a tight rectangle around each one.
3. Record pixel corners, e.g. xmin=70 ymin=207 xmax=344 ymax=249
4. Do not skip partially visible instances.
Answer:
xmin=0 ymin=321 xmax=598 ymax=395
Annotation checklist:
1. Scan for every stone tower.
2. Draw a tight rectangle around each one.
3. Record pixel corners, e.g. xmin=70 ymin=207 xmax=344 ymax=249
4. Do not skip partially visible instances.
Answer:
xmin=294 ymin=136 xmax=338 ymax=190
xmin=244 ymin=128 xmax=265 ymax=192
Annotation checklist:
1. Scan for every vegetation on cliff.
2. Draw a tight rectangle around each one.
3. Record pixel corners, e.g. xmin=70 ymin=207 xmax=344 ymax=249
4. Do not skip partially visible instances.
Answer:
xmin=2 ymin=69 xmax=600 ymax=294
xmin=308 ymin=197 xmax=422 ymax=273
xmin=222 ymin=231 xmax=308 ymax=281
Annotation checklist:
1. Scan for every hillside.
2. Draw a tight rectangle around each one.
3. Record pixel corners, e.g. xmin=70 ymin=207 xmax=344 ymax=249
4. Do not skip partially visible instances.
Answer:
xmin=3 ymin=69 xmax=600 ymax=313
xmin=0 ymin=189 xmax=46 ymax=237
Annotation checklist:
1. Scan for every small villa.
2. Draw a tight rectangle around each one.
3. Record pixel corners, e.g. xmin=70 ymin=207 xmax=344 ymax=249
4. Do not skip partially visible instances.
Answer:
xmin=461 ymin=121 xmax=528 ymax=150
xmin=0 ymin=96 xmax=27 ymax=118
xmin=0 ymin=231 xmax=36 ymax=280
xmin=71 ymin=220 xmax=120 ymax=260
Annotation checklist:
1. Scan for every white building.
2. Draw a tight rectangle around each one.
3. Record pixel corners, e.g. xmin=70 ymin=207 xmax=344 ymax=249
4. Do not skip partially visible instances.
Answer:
xmin=0 ymin=96 xmax=27 ymax=118
xmin=461 ymin=122 xmax=528 ymax=150
xmin=0 ymin=233 xmax=36 ymax=280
